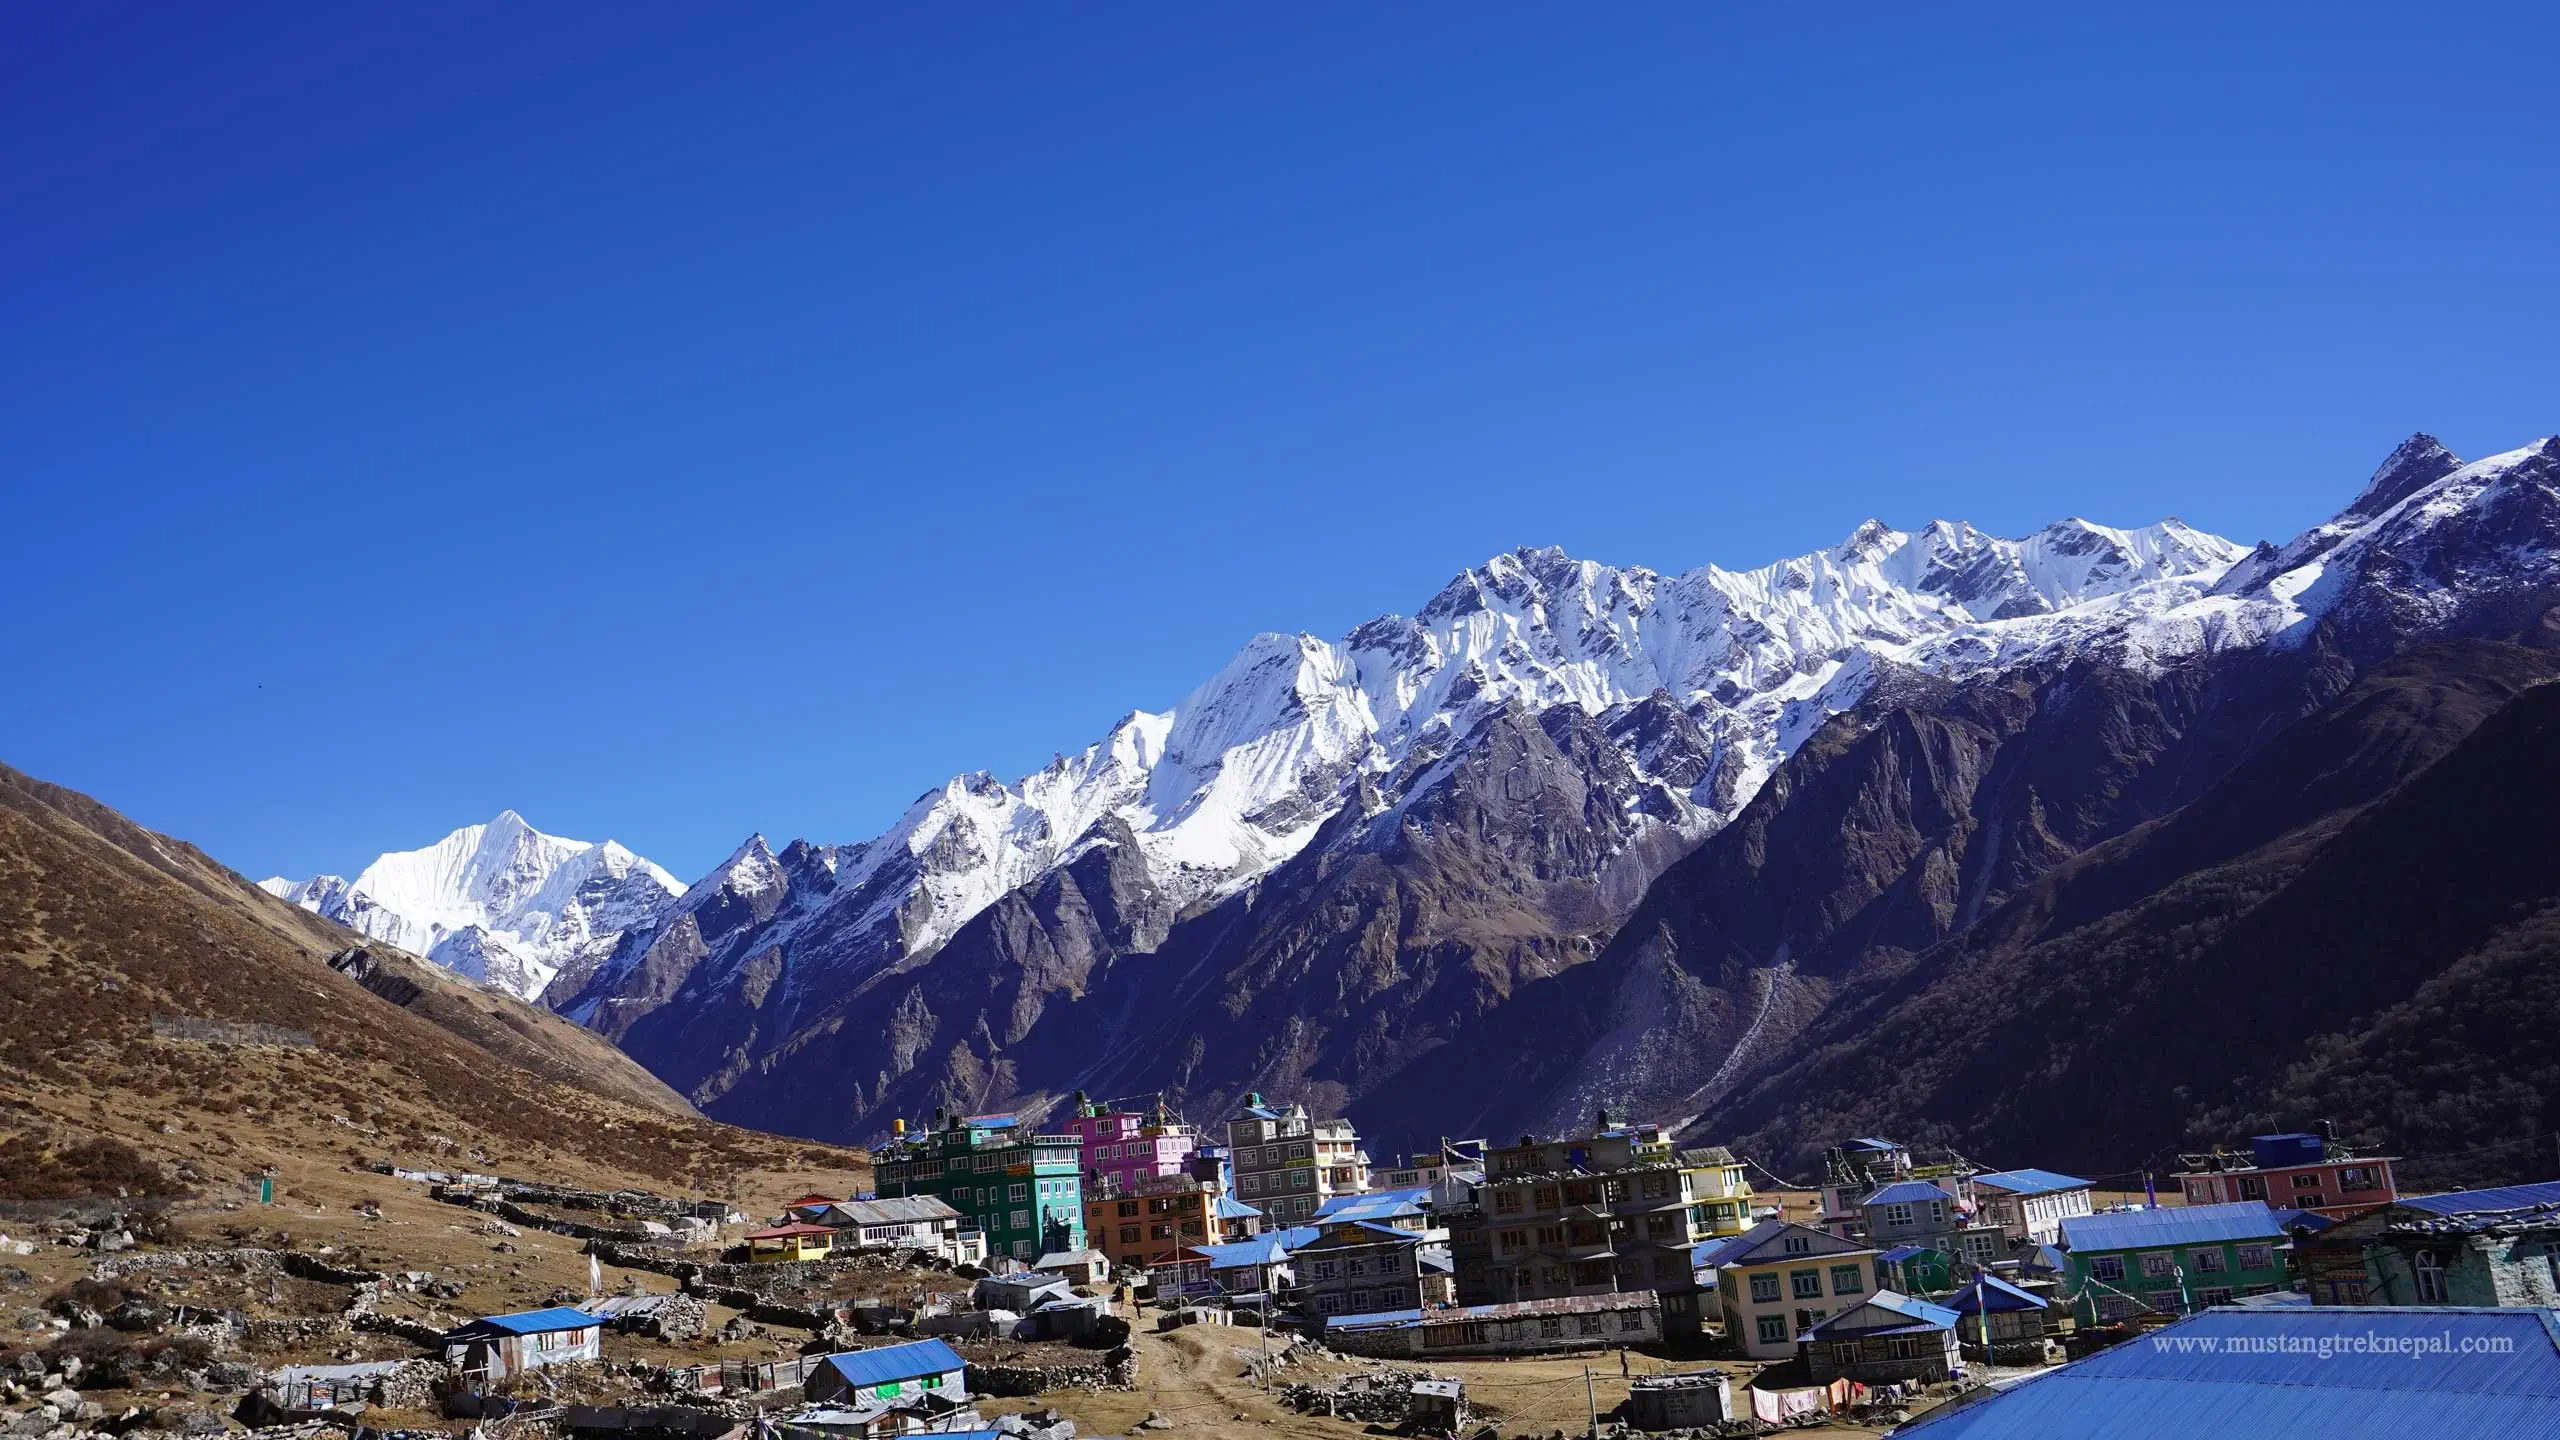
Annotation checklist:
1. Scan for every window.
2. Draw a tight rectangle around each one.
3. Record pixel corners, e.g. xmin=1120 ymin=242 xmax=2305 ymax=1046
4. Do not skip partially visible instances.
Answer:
xmin=1117 ymin=1201 xmax=1139 ymax=1218
xmin=2092 ymin=1256 xmax=2126 ymax=1283
xmin=1783 ymin=1234 xmax=1811 ymax=1254
xmin=2236 ymin=1244 xmax=2273 ymax=1271
xmin=1750 ymin=1273 xmax=1781 ymax=1303
xmin=1643 ymin=1174 xmax=1669 ymax=1199
xmin=1535 ymin=1186 xmax=1561 ymax=1209
xmin=2192 ymin=1248 xmax=2226 ymax=1273
xmin=2292 ymin=1173 xmax=2323 ymax=1191
xmin=2238 ymin=1176 xmax=2267 ymax=1201
xmin=1498 ymin=1229 xmax=1527 ymax=1250
xmin=1317 ymin=1294 xmax=1340 ymax=1314
xmin=1756 ymin=1315 xmax=1788 ymax=1345
xmin=1347 ymin=1257 xmax=1369 ymax=1276
xmin=1541 ymin=1317 xmax=1564 ymax=1338
xmin=2416 ymin=1250 xmax=2448 ymax=1303
xmin=1009 ymin=1184 xmax=1027 ymax=1201
xmin=1966 ymin=1234 xmax=1999 ymax=1260
xmin=2197 ymin=1287 xmax=2234 ymax=1307
xmin=1495 ymin=1190 xmax=1524 ymax=1214
xmin=2328 ymin=1277 xmax=2368 ymax=1304
xmin=1620 ymin=1310 xmax=1646 ymax=1332
xmin=2140 ymin=1252 xmax=2175 ymax=1278
xmin=1882 ymin=1203 xmax=1914 ymax=1226
xmin=1010 ymin=1210 xmax=1029 ymax=1230
xmin=2340 ymin=1166 xmax=2381 ymax=1192
xmin=2182 ymin=1181 xmax=2213 ymax=1204
xmin=1242 ymin=1175 xmax=1262 ymax=1196
xmin=1349 ymin=1289 xmax=1372 ymax=1311
xmin=1829 ymin=1265 xmax=1864 ymax=1295
xmin=1310 ymin=1259 xmax=1339 ymax=1279
xmin=1119 ymin=1225 xmax=1139 ymax=1244
xmin=1538 ymin=1225 xmax=1565 ymax=1246
xmin=1151 ymin=1223 xmax=1172 ymax=1239
xmin=1790 ymin=1269 xmax=1823 ymax=1299
xmin=1577 ymin=1315 xmax=1602 ymax=1336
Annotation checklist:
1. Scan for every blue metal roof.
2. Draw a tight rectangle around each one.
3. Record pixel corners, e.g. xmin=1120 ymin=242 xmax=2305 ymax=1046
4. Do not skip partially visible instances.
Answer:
xmin=2270 ymin=1207 xmax=2337 ymax=1233
xmin=2060 ymin=1202 xmax=2285 ymax=1253
xmin=1196 ymin=1227 xmax=1320 ymax=1269
xmin=1864 ymin=1180 xmax=1952 ymax=1206
xmin=1847 ymin=1138 xmax=1900 ymax=1151
xmin=1324 ymin=1307 xmax=1426 ymax=1331
xmin=458 ymin=1306 xmax=601 ymax=1336
xmin=1877 ymin=1244 xmax=1934 ymax=1264
xmin=1692 ymin=1234 xmax=1756 ymax=1271
xmin=820 ymin=1339 xmax=967 ymax=1390
xmin=2026 ymin=1243 xmax=2069 ymax=1275
xmin=1313 ymin=1186 xmax=1431 ymax=1222
xmin=1896 ymin=1307 xmax=2560 ymax=1439
xmin=1943 ymin=1273 xmax=2046 ymax=1315
xmin=1804 ymin=1290 xmax=1958 ymax=1338
xmin=2400 ymin=1181 xmax=2560 ymax=1218
xmin=1971 ymin=1168 xmax=2093 ymax=1197
xmin=1212 ymin=1196 xmax=1263 ymax=1220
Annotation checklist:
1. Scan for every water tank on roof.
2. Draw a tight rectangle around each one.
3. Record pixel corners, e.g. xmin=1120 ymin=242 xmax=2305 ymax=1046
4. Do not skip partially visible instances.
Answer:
xmin=2251 ymin=1133 xmax=2324 ymax=1170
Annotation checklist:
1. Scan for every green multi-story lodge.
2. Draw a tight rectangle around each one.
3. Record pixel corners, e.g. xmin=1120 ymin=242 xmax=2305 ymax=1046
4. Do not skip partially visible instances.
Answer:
xmin=2057 ymin=1201 xmax=2292 ymax=1322
xmin=873 ymin=1112 xmax=1085 ymax=1262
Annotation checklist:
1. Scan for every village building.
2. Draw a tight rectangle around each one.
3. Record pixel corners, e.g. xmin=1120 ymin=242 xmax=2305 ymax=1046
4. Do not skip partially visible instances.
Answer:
xmin=798 ymin=1338 xmax=969 ymax=1408
xmin=441 ymin=1307 xmax=602 ymax=1382
xmin=785 ymin=1193 xmax=843 ymax=1222
xmin=1194 ymin=1228 xmax=1311 ymax=1298
xmin=1818 ymin=1138 xmax=1917 ymax=1238
xmin=1081 ymin=1171 xmax=1219 ymax=1276
xmin=1626 ymin=1371 xmax=1736 ymax=1431
xmin=1031 ymin=1247 xmax=1111 ymax=1288
xmin=2293 ymin=1180 xmax=2560 ymax=1306
xmin=2057 ymin=1201 xmax=2290 ymax=1322
xmin=1227 ymin=1094 xmax=1366 ymax=1224
xmin=1314 ymin=1184 xmax=1436 ymax=1235
xmin=871 ymin=1111 xmax=1086 ymax=1261
xmin=1212 ymin=1193 xmax=1263 ymax=1241
xmin=2173 ymin=1131 xmax=2400 ymax=1221
xmin=1701 ymin=1219 xmax=1882 ymax=1360
xmin=1371 ymin=1139 xmax=1486 ymax=1192
xmin=1464 ymin=1112 xmax=1748 ymax=1308
xmin=1968 ymin=1169 xmax=2096 ymax=1247
xmin=1320 ymin=1292 xmax=1664 ymax=1359
xmin=1314 ymin=1118 xmax=1372 ymax=1194
xmin=1859 ymin=1178 xmax=2009 ymax=1268
xmin=817 ymin=1195 xmax=967 ymax=1258
xmin=746 ymin=1222 xmax=838 ymax=1262
xmin=1061 ymin=1091 xmax=1201 ymax=1200
xmin=1941 ymin=1270 xmax=2060 ymax=1362
xmin=1799 ymin=1290 xmax=1962 ymax=1384
xmin=1893 ymin=1306 xmax=2560 ymax=1438
xmin=1293 ymin=1218 xmax=1454 ymax=1318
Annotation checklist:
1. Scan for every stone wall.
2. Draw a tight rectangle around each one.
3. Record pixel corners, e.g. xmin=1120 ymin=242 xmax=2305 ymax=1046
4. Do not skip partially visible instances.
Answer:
xmin=963 ymin=1346 xmax=1133 ymax=1397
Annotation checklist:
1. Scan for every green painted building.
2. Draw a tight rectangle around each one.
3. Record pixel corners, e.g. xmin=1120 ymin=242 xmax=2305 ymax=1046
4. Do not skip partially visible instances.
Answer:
xmin=2057 ymin=1201 xmax=2291 ymax=1322
xmin=873 ymin=1112 xmax=1085 ymax=1262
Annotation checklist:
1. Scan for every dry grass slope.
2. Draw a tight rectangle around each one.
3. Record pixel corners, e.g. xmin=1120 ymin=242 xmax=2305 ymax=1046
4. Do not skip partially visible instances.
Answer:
xmin=0 ymin=761 xmax=866 ymax=1203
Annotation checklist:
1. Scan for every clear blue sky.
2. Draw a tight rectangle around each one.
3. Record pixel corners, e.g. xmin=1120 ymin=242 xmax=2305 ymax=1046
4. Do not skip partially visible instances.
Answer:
xmin=6 ymin=2 xmax=2555 ymax=883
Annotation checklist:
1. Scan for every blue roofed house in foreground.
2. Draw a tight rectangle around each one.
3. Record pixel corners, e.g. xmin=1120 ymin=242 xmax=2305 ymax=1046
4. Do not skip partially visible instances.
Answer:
xmin=439 ymin=1307 xmax=601 ymax=1381
xmin=1802 ymin=1290 xmax=1962 ymax=1385
xmin=801 ymin=1338 xmax=969 ymax=1406
xmin=1893 ymin=1306 xmax=2560 ymax=1438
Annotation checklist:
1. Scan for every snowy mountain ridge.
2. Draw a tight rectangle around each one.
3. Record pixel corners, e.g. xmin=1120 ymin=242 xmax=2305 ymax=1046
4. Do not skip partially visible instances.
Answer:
xmin=262 ymin=810 xmax=685 ymax=1000
xmin=544 ymin=508 xmax=2249 ymax=1032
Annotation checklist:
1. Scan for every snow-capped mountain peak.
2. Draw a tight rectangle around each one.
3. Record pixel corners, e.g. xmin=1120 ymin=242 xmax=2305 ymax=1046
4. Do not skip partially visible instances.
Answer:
xmin=262 ymin=812 xmax=684 ymax=1001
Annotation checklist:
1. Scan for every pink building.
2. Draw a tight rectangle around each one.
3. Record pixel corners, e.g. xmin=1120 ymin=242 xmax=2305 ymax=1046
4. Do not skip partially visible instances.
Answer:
xmin=1063 ymin=1091 xmax=1201 ymax=1198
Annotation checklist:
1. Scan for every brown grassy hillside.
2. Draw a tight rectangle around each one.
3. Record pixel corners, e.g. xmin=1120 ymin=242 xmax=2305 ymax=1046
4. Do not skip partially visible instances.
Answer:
xmin=0 ymin=761 xmax=866 ymax=1203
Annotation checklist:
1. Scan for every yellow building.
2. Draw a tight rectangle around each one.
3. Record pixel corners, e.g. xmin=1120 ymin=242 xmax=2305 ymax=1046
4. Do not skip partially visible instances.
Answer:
xmin=1690 ymin=1147 xmax=1758 ymax=1237
xmin=746 ymin=1222 xmax=836 ymax=1261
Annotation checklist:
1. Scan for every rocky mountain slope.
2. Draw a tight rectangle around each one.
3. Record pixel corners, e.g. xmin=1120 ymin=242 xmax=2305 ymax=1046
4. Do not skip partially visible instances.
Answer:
xmin=523 ymin=510 xmax=2241 ymax=1141
xmin=262 ymin=811 xmax=685 ymax=1000
xmin=0 ymin=763 xmax=857 ymax=1201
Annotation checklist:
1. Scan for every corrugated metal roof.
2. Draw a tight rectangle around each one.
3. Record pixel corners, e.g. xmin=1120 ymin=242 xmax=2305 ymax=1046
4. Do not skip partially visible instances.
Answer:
xmin=2060 ymin=1202 xmax=2284 ymax=1253
xmin=1314 ymin=1186 xmax=1431 ymax=1222
xmin=1896 ymin=1307 xmax=2560 ymax=1438
xmin=819 ymin=1339 xmax=967 ymax=1390
xmin=1972 ymin=1168 xmax=2092 ymax=1197
xmin=1865 ymin=1180 xmax=1954 ymax=1206
xmin=825 ymin=1196 xmax=959 ymax=1226
xmin=1878 ymin=1244 xmax=1934 ymax=1264
xmin=1943 ymin=1273 xmax=2045 ymax=1315
xmin=459 ymin=1306 xmax=601 ymax=1336
xmin=2400 ymin=1181 xmax=2560 ymax=1218
xmin=1212 ymin=1196 xmax=1263 ymax=1220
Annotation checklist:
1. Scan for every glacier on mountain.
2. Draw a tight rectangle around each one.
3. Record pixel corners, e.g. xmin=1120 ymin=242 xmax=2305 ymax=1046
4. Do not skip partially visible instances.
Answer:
xmin=261 ymin=810 xmax=685 ymax=1000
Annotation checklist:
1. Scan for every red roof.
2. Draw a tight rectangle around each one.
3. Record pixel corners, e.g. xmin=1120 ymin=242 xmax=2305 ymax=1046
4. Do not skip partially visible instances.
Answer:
xmin=747 ymin=1222 xmax=837 ymax=1240
xmin=786 ymin=1194 xmax=841 ymax=1207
